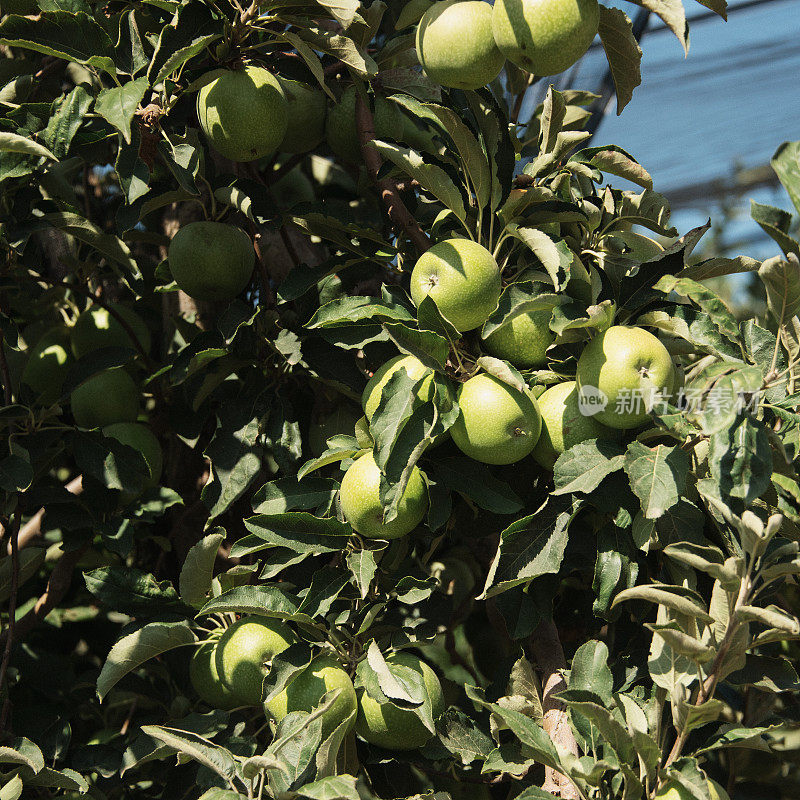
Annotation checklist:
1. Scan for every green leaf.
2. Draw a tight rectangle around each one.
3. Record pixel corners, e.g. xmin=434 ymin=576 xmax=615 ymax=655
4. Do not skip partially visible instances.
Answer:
xmin=612 ymin=585 xmax=713 ymax=623
xmin=372 ymin=140 xmax=467 ymax=222
xmin=429 ymin=457 xmax=523 ymax=514
xmin=0 ymin=548 xmax=45 ymax=604
xmin=199 ymin=584 xmax=302 ymax=618
xmin=0 ymin=11 xmax=116 ymax=73
xmin=505 ymin=226 xmax=573 ymax=291
xmin=71 ymin=430 xmax=150 ymax=494
xmin=623 ymin=441 xmax=691 ymax=520
xmin=308 ymin=296 xmax=413 ymax=328
xmin=552 ymin=439 xmax=626 ymax=495
xmin=243 ymin=512 xmax=352 ymax=554
xmin=482 ymin=496 xmax=578 ymax=598
xmin=180 ymin=531 xmax=224 ymax=609
xmin=0 ymin=737 xmax=45 ymax=774
xmin=481 ymin=283 xmax=561 ymax=340
xmin=297 ymin=566 xmax=350 ymax=618
xmin=0 ymin=132 xmax=57 ymax=162
xmin=436 ymin=708 xmax=495 ymax=765
xmin=97 ymin=621 xmax=197 ymax=700
xmin=751 ymin=201 xmax=799 ymax=257
xmin=383 ymin=322 xmax=450 ymax=370
xmin=568 ymin=640 xmax=614 ymax=705
xmin=252 ymin=477 xmax=338 ymax=515
xmin=95 ymin=77 xmax=149 ymax=144
xmin=597 ymin=5 xmax=643 ymax=113
xmin=140 ymin=726 xmax=238 ymax=781
xmin=562 ymin=699 xmax=635 ymax=762
xmin=708 ymin=414 xmax=772 ymax=503
xmin=625 ymin=0 xmax=687 ymax=52
xmin=759 ymin=253 xmax=800 ymax=365
xmin=148 ymin=3 xmax=220 ymax=84
xmin=571 ymin=145 xmax=652 ymax=189
xmin=288 ymin=775 xmax=360 ymax=800
xmin=296 ymin=26 xmax=378 ymax=76
xmin=771 ymin=140 xmax=800 ymax=216
xmin=202 ymin=393 xmax=268 ymax=521
xmin=346 ymin=549 xmax=378 ymax=599
xmin=84 ymin=567 xmax=186 ymax=616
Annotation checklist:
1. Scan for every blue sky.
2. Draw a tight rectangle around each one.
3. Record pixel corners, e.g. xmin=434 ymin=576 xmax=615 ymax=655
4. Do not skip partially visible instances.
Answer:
xmin=560 ymin=0 xmax=800 ymax=258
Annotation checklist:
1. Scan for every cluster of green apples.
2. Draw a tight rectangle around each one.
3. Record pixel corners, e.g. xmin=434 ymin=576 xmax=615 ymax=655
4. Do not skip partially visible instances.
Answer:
xmin=190 ymin=616 xmax=445 ymax=751
xmin=332 ymin=237 xmax=677 ymax=541
xmin=21 ymin=305 xmax=163 ymax=492
xmin=415 ymin=0 xmax=600 ymax=90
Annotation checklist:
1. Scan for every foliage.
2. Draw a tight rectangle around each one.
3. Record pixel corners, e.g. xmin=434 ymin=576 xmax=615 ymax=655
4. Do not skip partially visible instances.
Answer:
xmin=1 ymin=0 xmax=800 ymax=798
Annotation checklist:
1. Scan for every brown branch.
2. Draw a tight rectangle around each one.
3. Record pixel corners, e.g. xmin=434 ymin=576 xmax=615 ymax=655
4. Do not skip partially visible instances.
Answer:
xmin=0 ymin=338 xmax=12 ymax=406
xmin=5 ymin=476 xmax=83 ymax=554
xmin=0 ymin=508 xmax=21 ymax=734
xmin=528 ymin=619 xmax=580 ymax=799
xmin=354 ymin=91 xmax=431 ymax=255
xmin=1 ymin=543 xmax=88 ymax=648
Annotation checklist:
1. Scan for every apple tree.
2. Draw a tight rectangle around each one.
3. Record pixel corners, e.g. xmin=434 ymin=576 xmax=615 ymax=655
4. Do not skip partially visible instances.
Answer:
xmin=1 ymin=0 xmax=800 ymax=797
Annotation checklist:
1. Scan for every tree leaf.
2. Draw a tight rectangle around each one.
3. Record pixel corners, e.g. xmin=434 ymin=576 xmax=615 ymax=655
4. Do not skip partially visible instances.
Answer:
xmin=0 ymin=11 xmax=116 ymax=73
xmin=346 ymin=549 xmax=378 ymax=599
xmin=84 ymin=567 xmax=186 ymax=616
xmin=612 ymin=585 xmax=713 ymax=623
xmin=625 ymin=0 xmax=687 ymax=52
xmin=95 ymin=77 xmax=149 ymax=144
xmin=597 ymin=5 xmax=643 ymax=114
xmin=770 ymin=139 xmax=800 ymax=216
xmin=553 ymin=439 xmax=626 ymax=495
xmin=623 ymin=441 xmax=691 ymax=519
xmin=139 ymin=726 xmax=238 ymax=781
xmin=180 ymin=530 xmax=224 ymax=609
xmin=97 ymin=621 xmax=197 ymax=700
xmin=199 ymin=584 xmax=302 ymax=618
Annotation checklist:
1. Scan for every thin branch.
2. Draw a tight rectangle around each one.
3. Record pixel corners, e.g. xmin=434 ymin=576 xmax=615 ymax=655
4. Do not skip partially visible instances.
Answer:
xmin=0 ymin=543 xmax=89 ymax=647
xmin=528 ymin=619 xmax=581 ymax=800
xmin=0 ymin=507 xmax=22 ymax=734
xmin=0 ymin=338 xmax=12 ymax=406
xmin=5 ymin=475 xmax=83 ymax=554
xmin=354 ymin=91 xmax=431 ymax=255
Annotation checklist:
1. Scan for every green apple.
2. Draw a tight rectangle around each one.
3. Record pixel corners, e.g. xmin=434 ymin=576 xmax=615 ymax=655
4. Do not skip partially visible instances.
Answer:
xmin=215 ymin=616 xmax=296 ymax=706
xmin=450 ymin=373 xmax=541 ymax=464
xmin=190 ymin=637 xmax=239 ymax=710
xmin=326 ymin=85 xmax=405 ymax=164
xmin=102 ymin=422 xmax=163 ymax=490
xmin=197 ymin=65 xmax=288 ymax=162
xmin=21 ymin=327 xmax=73 ymax=404
xmin=70 ymin=369 xmax=139 ymax=429
xmin=354 ymin=651 xmax=445 ymax=750
xmin=532 ymin=380 xmax=615 ymax=469
xmin=278 ymin=78 xmax=326 ymax=154
xmin=339 ymin=452 xmax=428 ymax=539
xmin=362 ymin=354 xmax=434 ymax=420
xmin=309 ymin=403 xmax=363 ymax=456
xmin=655 ymin=779 xmax=729 ymax=800
xmin=492 ymin=0 xmax=599 ymax=76
xmin=71 ymin=305 xmax=151 ymax=360
xmin=265 ymin=655 xmax=358 ymax=737
xmin=416 ymin=0 xmax=505 ymax=90
xmin=168 ymin=221 xmax=255 ymax=302
xmin=482 ymin=308 xmax=555 ymax=368
xmin=410 ymin=239 xmax=501 ymax=332
xmin=575 ymin=325 xmax=676 ymax=430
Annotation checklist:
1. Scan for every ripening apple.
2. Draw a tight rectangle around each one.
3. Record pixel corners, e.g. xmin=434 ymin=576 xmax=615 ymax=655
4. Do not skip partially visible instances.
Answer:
xmin=326 ymin=86 xmax=405 ymax=164
xmin=354 ymin=651 xmax=445 ymax=750
xmin=450 ymin=373 xmax=542 ymax=464
xmin=482 ymin=307 xmax=555 ymax=368
xmin=532 ymin=380 xmax=615 ymax=469
xmin=655 ymin=779 xmax=729 ymax=800
xmin=278 ymin=78 xmax=327 ymax=154
xmin=416 ymin=0 xmax=505 ymax=90
xmin=575 ymin=325 xmax=676 ymax=430
xmin=410 ymin=239 xmax=501 ymax=332
xmin=339 ymin=452 xmax=428 ymax=539
xmin=265 ymin=656 xmax=358 ymax=737
xmin=190 ymin=635 xmax=239 ymax=710
xmin=214 ymin=616 xmax=295 ymax=707
xmin=492 ymin=0 xmax=600 ymax=76
xmin=168 ymin=221 xmax=255 ymax=302
xmin=21 ymin=327 xmax=73 ymax=405
xmin=70 ymin=368 xmax=139 ymax=429
xmin=197 ymin=65 xmax=288 ymax=162
xmin=71 ymin=306 xmax=151 ymax=360
xmin=362 ymin=354 xmax=435 ymax=420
